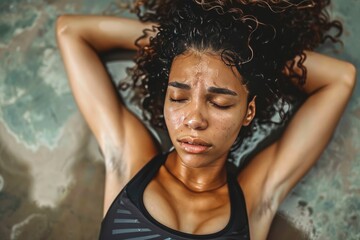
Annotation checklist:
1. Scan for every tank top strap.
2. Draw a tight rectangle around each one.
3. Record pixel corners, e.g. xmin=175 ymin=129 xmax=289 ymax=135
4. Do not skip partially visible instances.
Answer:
xmin=226 ymin=170 xmax=250 ymax=237
xmin=126 ymin=152 xmax=168 ymax=207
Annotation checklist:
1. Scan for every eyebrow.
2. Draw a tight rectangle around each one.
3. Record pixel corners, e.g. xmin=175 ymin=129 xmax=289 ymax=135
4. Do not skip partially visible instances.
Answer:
xmin=168 ymin=81 xmax=191 ymax=90
xmin=168 ymin=81 xmax=238 ymax=96
xmin=208 ymin=86 xmax=237 ymax=96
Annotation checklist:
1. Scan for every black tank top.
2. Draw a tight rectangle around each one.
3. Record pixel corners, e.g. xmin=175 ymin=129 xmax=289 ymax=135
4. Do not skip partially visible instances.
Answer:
xmin=99 ymin=153 xmax=250 ymax=240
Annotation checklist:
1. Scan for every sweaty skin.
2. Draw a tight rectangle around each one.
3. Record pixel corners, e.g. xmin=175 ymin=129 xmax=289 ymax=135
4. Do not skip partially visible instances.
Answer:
xmin=164 ymin=51 xmax=255 ymax=172
xmin=143 ymin=51 xmax=256 ymax=234
xmin=56 ymin=15 xmax=356 ymax=239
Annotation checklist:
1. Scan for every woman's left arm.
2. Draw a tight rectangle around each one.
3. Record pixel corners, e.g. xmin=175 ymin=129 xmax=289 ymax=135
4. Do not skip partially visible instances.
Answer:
xmin=239 ymin=51 xmax=356 ymax=214
xmin=271 ymin=51 xmax=356 ymax=202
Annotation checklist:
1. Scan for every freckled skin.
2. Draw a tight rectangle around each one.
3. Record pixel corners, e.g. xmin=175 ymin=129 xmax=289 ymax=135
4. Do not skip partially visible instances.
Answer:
xmin=164 ymin=51 xmax=255 ymax=169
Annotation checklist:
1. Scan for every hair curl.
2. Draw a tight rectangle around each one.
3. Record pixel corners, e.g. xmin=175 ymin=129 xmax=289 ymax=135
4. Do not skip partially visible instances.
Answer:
xmin=121 ymin=0 xmax=342 ymax=150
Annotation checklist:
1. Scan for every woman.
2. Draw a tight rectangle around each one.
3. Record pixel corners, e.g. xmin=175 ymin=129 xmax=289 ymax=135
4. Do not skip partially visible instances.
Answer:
xmin=56 ymin=0 xmax=356 ymax=239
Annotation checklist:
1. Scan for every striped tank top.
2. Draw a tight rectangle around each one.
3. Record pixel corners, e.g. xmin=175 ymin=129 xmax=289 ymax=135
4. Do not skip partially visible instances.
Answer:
xmin=99 ymin=153 xmax=250 ymax=239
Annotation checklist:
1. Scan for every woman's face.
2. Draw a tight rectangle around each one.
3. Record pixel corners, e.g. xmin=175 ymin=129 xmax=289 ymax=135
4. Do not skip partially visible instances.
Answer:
xmin=164 ymin=51 xmax=256 ymax=167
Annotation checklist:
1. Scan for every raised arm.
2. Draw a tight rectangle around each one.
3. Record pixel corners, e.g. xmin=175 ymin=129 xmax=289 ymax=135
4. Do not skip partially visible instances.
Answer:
xmin=238 ymin=51 xmax=356 ymax=239
xmin=268 ymin=52 xmax=355 ymax=202
xmin=56 ymin=15 xmax=159 ymax=214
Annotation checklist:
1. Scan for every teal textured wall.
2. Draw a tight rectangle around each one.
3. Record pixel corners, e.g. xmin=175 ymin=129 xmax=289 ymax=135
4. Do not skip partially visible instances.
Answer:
xmin=0 ymin=0 xmax=359 ymax=239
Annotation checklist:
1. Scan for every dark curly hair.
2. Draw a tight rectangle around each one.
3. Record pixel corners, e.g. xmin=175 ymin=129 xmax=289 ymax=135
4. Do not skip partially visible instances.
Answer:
xmin=121 ymin=0 xmax=342 ymax=151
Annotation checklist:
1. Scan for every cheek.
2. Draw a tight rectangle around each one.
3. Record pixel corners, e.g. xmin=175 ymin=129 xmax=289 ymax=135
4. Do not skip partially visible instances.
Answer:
xmin=212 ymin=112 xmax=244 ymax=141
xmin=164 ymin=104 xmax=185 ymax=131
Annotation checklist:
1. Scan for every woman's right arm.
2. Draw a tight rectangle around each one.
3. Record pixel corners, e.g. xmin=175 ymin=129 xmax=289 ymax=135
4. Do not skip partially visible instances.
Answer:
xmin=56 ymin=15 xmax=159 ymax=214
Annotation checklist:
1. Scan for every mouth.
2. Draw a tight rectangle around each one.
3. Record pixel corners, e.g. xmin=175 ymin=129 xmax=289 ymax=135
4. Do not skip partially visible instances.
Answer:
xmin=177 ymin=137 xmax=212 ymax=154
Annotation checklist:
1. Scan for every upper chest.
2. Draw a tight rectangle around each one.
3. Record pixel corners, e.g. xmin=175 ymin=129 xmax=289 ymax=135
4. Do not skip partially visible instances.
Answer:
xmin=142 ymin=166 xmax=232 ymax=235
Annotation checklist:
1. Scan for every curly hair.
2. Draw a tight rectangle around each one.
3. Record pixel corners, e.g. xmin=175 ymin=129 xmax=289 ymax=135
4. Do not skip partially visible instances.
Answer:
xmin=121 ymin=0 xmax=342 ymax=150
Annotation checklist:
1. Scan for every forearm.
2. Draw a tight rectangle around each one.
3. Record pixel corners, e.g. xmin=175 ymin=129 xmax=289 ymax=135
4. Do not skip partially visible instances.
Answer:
xmin=295 ymin=51 xmax=356 ymax=94
xmin=56 ymin=15 xmax=155 ymax=52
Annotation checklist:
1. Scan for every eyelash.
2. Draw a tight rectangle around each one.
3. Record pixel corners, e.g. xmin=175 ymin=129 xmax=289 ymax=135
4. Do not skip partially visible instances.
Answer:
xmin=169 ymin=98 xmax=232 ymax=110
xmin=169 ymin=98 xmax=187 ymax=103
xmin=211 ymin=102 xmax=232 ymax=109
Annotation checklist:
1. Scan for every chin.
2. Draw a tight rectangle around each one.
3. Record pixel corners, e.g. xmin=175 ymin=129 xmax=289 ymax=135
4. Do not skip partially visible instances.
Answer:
xmin=175 ymin=149 xmax=227 ymax=168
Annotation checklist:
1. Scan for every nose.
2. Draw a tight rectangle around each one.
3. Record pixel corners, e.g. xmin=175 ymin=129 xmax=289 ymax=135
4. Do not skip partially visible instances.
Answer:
xmin=184 ymin=108 xmax=208 ymax=130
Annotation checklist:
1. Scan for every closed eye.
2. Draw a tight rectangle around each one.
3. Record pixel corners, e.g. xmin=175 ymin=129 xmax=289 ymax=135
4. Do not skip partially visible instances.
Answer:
xmin=169 ymin=97 xmax=187 ymax=103
xmin=210 ymin=102 xmax=233 ymax=110
xmin=211 ymin=102 xmax=233 ymax=110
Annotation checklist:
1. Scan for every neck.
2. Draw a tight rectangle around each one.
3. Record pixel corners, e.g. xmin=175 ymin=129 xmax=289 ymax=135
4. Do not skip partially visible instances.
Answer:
xmin=164 ymin=151 xmax=228 ymax=192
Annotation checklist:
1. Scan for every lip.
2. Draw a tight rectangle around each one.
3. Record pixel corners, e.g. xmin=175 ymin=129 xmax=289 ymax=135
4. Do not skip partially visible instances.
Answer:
xmin=177 ymin=137 xmax=212 ymax=154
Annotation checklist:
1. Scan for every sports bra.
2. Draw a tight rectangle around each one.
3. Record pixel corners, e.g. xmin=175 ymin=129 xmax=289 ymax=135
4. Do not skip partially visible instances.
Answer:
xmin=99 ymin=153 xmax=250 ymax=240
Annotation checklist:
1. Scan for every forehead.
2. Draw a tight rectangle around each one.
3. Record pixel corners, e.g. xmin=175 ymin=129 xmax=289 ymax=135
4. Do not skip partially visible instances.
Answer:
xmin=169 ymin=51 xmax=244 ymax=89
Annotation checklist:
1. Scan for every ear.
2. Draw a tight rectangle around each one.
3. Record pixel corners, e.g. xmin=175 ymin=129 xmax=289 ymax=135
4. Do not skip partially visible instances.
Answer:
xmin=243 ymin=96 xmax=256 ymax=126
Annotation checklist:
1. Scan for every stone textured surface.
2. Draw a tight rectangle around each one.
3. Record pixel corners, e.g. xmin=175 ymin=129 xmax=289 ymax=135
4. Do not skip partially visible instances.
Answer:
xmin=0 ymin=0 xmax=359 ymax=239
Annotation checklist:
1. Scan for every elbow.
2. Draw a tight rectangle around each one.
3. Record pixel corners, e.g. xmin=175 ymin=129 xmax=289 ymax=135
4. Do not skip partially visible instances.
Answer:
xmin=340 ymin=62 xmax=357 ymax=91
xmin=56 ymin=15 xmax=68 ymax=37
xmin=56 ymin=15 xmax=76 ymax=40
